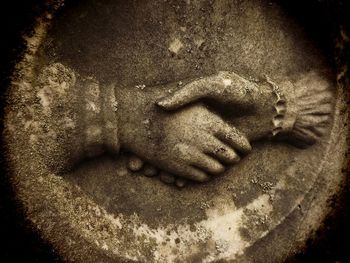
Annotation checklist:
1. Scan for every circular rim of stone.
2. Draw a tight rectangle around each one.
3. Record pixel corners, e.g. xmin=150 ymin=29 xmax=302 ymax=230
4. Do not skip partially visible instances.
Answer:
xmin=3 ymin=1 xmax=349 ymax=262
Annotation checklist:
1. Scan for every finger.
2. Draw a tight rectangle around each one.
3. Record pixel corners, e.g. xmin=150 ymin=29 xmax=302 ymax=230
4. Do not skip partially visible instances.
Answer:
xmin=159 ymin=171 xmax=176 ymax=184
xmin=202 ymin=135 xmax=241 ymax=164
xmin=127 ymin=155 xmax=144 ymax=171
xmin=175 ymin=178 xmax=187 ymax=188
xmin=190 ymin=149 xmax=225 ymax=175
xmin=142 ymin=164 xmax=158 ymax=177
xmin=215 ymin=123 xmax=252 ymax=154
xmin=170 ymin=162 xmax=210 ymax=182
xmin=171 ymin=143 xmax=211 ymax=182
xmin=179 ymin=166 xmax=210 ymax=182
xmin=156 ymin=80 xmax=208 ymax=110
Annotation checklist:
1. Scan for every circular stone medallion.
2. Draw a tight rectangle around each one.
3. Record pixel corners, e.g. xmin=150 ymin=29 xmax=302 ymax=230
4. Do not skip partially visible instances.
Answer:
xmin=3 ymin=0 xmax=348 ymax=262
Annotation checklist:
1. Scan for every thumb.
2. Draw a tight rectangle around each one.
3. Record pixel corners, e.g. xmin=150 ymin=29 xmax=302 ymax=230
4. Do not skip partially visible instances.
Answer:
xmin=156 ymin=80 xmax=208 ymax=110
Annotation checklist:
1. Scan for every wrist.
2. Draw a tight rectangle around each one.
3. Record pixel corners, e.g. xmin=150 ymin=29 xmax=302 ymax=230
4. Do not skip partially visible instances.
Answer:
xmin=246 ymin=78 xmax=277 ymax=135
xmin=114 ymin=86 xmax=151 ymax=150
xmin=101 ymin=83 xmax=120 ymax=154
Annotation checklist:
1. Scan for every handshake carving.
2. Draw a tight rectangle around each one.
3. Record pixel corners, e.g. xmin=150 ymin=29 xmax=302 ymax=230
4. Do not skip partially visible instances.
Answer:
xmin=36 ymin=64 xmax=333 ymax=188
xmin=115 ymin=71 xmax=333 ymax=187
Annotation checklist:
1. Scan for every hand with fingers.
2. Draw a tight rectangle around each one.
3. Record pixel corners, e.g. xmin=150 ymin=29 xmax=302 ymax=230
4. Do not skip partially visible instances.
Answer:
xmin=156 ymin=71 xmax=274 ymax=112
xmin=155 ymin=71 xmax=279 ymax=143
xmin=123 ymin=103 xmax=251 ymax=187
xmin=156 ymin=71 xmax=333 ymax=147
xmin=143 ymin=71 xmax=332 ymax=186
xmin=122 ymin=72 xmax=271 ymax=187
xmin=116 ymin=85 xmax=251 ymax=185
xmin=36 ymin=63 xmax=331 ymax=185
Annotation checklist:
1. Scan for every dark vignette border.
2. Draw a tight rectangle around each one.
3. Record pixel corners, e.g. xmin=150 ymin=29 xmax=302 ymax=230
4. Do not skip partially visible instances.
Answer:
xmin=0 ymin=1 xmax=64 ymax=262
xmin=0 ymin=0 xmax=348 ymax=262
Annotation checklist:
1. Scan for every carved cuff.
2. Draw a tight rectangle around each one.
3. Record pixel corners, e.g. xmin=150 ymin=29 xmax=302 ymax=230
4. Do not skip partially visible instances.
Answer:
xmin=37 ymin=63 xmax=120 ymax=173
xmin=266 ymin=76 xmax=293 ymax=136
xmin=266 ymin=74 xmax=332 ymax=147
xmin=78 ymin=77 xmax=120 ymax=157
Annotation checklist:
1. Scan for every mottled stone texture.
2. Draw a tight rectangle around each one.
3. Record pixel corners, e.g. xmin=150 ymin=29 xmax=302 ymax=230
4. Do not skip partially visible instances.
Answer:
xmin=2 ymin=0 xmax=348 ymax=262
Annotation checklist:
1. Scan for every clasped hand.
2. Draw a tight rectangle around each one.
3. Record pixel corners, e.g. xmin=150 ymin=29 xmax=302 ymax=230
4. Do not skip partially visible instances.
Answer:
xmin=118 ymin=72 xmax=268 ymax=187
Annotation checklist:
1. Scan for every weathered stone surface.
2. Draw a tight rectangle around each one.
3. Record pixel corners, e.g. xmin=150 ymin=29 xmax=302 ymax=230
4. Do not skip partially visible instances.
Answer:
xmin=3 ymin=0 xmax=348 ymax=262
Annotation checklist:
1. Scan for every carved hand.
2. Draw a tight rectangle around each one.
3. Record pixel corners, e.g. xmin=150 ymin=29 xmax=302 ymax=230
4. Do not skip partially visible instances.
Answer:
xmin=132 ymin=71 xmax=333 ymax=186
xmin=156 ymin=71 xmax=274 ymax=113
xmin=116 ymin=87 xmax=251 ymax=183
xmin=155 ymin=72 xmax=277 ymax=140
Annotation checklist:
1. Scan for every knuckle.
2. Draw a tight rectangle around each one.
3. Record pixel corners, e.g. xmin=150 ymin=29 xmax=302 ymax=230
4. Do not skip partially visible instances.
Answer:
xmin=174 ymin=143 xmax=192 ymax=158
xmin=213 ymin=145 xmax=228 ymax=155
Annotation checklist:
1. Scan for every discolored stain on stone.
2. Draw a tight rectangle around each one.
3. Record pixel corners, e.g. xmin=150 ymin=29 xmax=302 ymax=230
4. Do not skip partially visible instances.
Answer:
xmin=2 ymin=0 xmax=348 ymax=262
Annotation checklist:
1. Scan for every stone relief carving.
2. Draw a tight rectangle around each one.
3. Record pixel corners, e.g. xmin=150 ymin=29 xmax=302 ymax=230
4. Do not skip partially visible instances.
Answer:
xmin=35 ymin=62 xmax=332 ymax=187
xmin=3 ymin=0 xmax=346 ymax=262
